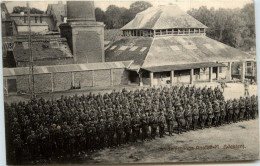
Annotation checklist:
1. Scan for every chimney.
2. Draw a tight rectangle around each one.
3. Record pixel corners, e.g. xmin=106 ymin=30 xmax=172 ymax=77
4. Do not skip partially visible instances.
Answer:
xmin=60 ymin=1 xmax=105 ymax=64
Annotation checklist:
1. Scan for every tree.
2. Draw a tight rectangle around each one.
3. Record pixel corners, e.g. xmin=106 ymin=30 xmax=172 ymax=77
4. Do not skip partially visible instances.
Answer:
xmin=129 ymin=1 xmax=153 ymax=19
xmin=95 ymin=7 xmax=105 ymax=22
xmin=12 ymin=6 xmax=44 ymax=14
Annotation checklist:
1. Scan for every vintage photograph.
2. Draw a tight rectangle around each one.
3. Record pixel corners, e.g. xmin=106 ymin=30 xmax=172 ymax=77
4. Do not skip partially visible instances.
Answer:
xmin=1 ymin=0 xmax=259 ymax=165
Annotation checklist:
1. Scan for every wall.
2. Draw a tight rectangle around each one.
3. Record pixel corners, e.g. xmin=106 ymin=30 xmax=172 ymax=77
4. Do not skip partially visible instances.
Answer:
xmin=17 ymin=25 xmax=49 ymax=34
xmin=74 ymin=71 xmax=93 ymax=87
xmin=34 ymin=74 xmax=52 ymax=93
xmin=53 ymin=72 xmax=72 ymax=92
xmin=16 ymin=75 xmax=30 ymax=93
xmin=4 ymin=68 xmax=129 ymax=94
xmin=93 ymin=69 xmax=111 ymax=87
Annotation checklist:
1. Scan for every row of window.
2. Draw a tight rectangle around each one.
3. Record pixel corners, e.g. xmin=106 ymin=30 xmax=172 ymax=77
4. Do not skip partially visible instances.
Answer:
xmin=122 ymin=28 xmax=206 ymax=37
xmin=19 ymin=16 xmax=43 ymax=24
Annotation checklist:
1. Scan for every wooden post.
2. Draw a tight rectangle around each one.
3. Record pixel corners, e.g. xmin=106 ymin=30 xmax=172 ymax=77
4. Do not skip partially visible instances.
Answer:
xmin=241 ymin=61 xmax=246 ymax=83
xmin=160 ymin=30 xmax=162 ymax=35
xmin=226 ymin=62 xmax=232 ymax=81
xmin=170 ymin=70 xmax=174 ymax=86
xmin=51 ymin=73 xmax=54 ymax=92
xmin=71 ymin=72 xmax=75 ymax=87
xmin=110 ymin=69 xmax=113 ymax=86
xmin=154 ymin=30 xmax=156 ymax=37
xmin=139 ymin=72 xmax=143 ymax=87
xmin=209 ymin=67 xmax=212 ymax=82
xmin=92 ymin=70 xmax=95 ymax=87
xmin=216 ymin=66 xmax=219 ymax=81
xmin=150 ymin=72 xmax=154 ymax=87
xmin=190 ymin=69 xmax=194 ymax=84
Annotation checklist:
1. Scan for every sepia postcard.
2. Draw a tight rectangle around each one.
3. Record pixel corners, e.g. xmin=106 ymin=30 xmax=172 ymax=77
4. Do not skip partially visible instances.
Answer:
xmin=1 ymin=0 xmax=259 ymax=165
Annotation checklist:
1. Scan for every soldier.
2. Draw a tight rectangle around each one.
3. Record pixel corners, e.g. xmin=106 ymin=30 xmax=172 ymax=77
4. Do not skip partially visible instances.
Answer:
xmin=115 ymin=116 xmax=124 ymax=146
xmin=158 ymin=111 xmax=166 ymax=138
xmin=140 ymin=111 xmax=149 ymax=141
xmin=233 ymin=99 xmax=239 ymax=123
xmin=166 ymin=110 xmax=175 ymax=136
xmin=207 ymin=102 xmax=214 ymax=128
xmin=219 ymin=101 xmax=226 ymax=125
xmin=123 ymin=114 xmax=132 ymax=144
xmin=13 ymin=134 xmax=23 ymax=164
xmin=199 ymin=102 xmax=207 ymax=129
xmin=244 ymin=80 xmax=250 ymax=96
xmin=192 ymin=103 xmax=199 ymax=130
xmin=132 ymin=113 xmax=141 ymax=142
xmin=213 ymin=100 xmax=220 ymax=127
xmin=26 ymin=131 xmax=38 ymax=161
xmin=226 ymin=100 xmax=234 ymax=124
xmin=251 ymin=95 xmax=258 ymax=119
xmin=184 ymin=104 xmax=192 ymax=131
xmin=149 ymin=112 xmax=158 ymax=139
xmin=106 ymin=117 xmax=115 ymax=147
xmin=175 ymin=102 xmax=184 ymax=134
xmin=239 ymin=97 xmax=246 ymax=121
xmin=96 ymin=118 xmax=106 ymax=149
xmin=87 ymin=121 xmax=97 ymax=152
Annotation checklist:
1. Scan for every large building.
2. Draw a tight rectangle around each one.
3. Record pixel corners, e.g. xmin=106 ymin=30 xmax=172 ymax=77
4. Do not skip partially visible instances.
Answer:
xmin=2 ymin=3 xmax=257 ymax=95
xmin=106 ymin=5 xmax=256 ymax=86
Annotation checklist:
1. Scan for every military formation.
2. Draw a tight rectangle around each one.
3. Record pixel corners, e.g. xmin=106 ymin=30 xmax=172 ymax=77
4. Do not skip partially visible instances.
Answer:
xmin=5 ymin=85 xmax=258 ymax=164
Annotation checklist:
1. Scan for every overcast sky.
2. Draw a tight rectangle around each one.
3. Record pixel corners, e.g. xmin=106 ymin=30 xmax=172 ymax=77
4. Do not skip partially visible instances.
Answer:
xmin=4 ymin=0 xmax=253 ymax=13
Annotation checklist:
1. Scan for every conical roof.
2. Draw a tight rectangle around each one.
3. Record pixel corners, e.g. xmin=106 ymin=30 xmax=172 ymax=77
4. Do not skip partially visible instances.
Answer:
xmin=121 ymin=5 xmax=207 ymax=30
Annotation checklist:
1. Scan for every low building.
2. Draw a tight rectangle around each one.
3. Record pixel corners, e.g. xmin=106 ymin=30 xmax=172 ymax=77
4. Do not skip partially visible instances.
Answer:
xmin=3 ymin=61 xmax=131 ymax=94
xmin=106 ymin=5 xmax=256 ymax=86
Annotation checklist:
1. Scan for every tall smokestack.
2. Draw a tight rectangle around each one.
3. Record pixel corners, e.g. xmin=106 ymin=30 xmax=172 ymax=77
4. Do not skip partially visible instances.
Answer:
xmin=60 ymin=1 xmax=105 ymax=64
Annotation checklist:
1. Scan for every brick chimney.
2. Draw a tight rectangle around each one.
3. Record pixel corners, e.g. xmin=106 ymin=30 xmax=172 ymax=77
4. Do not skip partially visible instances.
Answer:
xmin=60 ymin=1 xmax=105 ymax=63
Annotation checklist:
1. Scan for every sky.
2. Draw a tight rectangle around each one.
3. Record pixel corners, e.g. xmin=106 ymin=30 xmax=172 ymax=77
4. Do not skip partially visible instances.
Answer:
xmin=3 ymin=0 xmax=253 ymax=13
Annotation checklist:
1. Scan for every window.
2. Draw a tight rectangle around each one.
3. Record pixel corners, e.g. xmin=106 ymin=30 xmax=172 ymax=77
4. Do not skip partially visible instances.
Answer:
xmin=24 ymin=17 xmax=26 ymax=23
xmin=155 ymin=30 xmax=160 ymax=35
xmin=35 ymin=17 xmax=37 ymax=23
xmin=247 ymin=62 xmax=252 ymax=66
xmin=173 ymin=29 xmax=178 ymax=34
xmin=167 ymin=29 xmax=172 ymax=34
xmin=162 ymin=29 xmax=166 ymax=35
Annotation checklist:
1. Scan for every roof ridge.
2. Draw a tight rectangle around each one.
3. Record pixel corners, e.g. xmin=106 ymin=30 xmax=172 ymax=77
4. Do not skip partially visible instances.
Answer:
xmin=141 ymin=37 xmax=156 ymax=68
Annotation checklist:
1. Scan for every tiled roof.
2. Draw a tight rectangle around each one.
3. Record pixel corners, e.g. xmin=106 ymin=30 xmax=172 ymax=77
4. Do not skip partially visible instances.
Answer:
xmin=12 ymin=38 xmax=73 ymax=62
xmin=142 ymin=36 xmax=255 ymax=68
xmin=121 ymin=5 xmax=207 ymax=30
xmin=105 ymin=37 xmax=153 ymax=70
xmin=3 ymin=61 xmax=132 ymax=76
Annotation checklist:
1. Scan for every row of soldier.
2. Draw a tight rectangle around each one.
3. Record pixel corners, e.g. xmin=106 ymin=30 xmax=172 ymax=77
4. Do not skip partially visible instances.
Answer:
xmin=5 ymin=85 xmax=258 ymax=164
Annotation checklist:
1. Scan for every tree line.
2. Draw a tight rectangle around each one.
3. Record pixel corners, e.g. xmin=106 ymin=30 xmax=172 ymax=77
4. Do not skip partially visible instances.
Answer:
xmin=96 ymin=2 xmax=255 ymax=51
xmin=11 ymin=1 xmax=256 ymax=51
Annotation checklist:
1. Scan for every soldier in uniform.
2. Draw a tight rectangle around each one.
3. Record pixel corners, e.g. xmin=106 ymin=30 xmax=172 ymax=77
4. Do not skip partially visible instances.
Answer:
xmin=123 ymin=114 xmax=132 ymax=144
xmin=226 ymin=100 xmax=234 ymax=124
xmin=239 ymin=97 xmax=246 ymax=121
xmin=166 ymin=110 xmax=175 ymax=136
xmin=115 ymin=116 xmax=124 ymax=146
xmin=175 ymin=101 xmax=184 ymax=134
xmin=192 ymin=103 xmax=199 ymax=130
xmin=96 ymin=118 xmax=106 ymax=149
xmin=158 ymin=111 xmax=166 ymax=138
xmin=184 ymin=104 xmax=192 ymax=131
xmin=149 ymin=112 xmax=158 ymax=139
xmin=207 ymin=102 xmax=214 ymax=128
xmin=233 ymin=99 xmax=239 ymax=123
xmin=213 ymin=100 xmax=220 ymax=127
xmin=106 ymin=117 xmax=115 ymax=147
xmin=87 ymin=122 xmax=97 ymax=152
xmin=132 ymin=113 xmax=141 ymax=142
xmin=26 ymin=131 xmax=38 ymax=161
xmin=140 ymin=111 xmax=149 ymax=141
xmin=219 ymin=101 xmax=226 ymax=125
xmin=13 ymin=134 xmax=23 ymax=164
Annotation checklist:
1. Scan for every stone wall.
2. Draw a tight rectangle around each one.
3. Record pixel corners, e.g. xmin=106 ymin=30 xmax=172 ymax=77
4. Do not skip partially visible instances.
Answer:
xmin=4 ymin=68 xmax=129 ymax=94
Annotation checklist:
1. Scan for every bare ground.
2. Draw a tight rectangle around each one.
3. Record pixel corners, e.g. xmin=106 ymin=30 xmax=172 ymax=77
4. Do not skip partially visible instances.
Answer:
xmin=85 ymin=119 xmax=259 ymax=163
